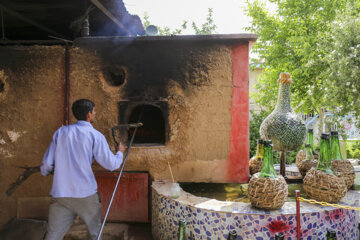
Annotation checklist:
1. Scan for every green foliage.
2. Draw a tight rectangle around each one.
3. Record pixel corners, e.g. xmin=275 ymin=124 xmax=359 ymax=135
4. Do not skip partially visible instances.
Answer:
xmin=143 ymin=12 xmax=187 ymax=35
xmin=346 ymin=141 xmax=360 ymax=159
xmin=245 ymin=0 xmax=348 ymax=115
xmin=143 ymin=12 xmax=151 ymax=28
xmin=142 ymin=8 xmax=217 ymax=35
xmin=273 ymin=150 xmax=298 ymax=165
xmin=318 ymin=3 xmax=360 ymax=124
xmin=191 ymin=8 xmax=217 ymax=34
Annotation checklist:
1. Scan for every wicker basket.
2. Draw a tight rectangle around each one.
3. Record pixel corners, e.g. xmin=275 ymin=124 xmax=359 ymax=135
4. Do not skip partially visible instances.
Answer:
xmin=296 ymin=150 xmax=318 ymax=166
xmin=249 ymin=157 xmax=263 ymax=175
xmin=303 ymin=168 xmax=347 ymax=203
xmin=295 ymin=150 xmax=306 ymax=166
xmin=332 ymin=160 xmax=355 ymax=189
xmin=297 ymin=159 xmax=318 ymax=177
xmin=248 ymin=173 xmax=288 ymax=210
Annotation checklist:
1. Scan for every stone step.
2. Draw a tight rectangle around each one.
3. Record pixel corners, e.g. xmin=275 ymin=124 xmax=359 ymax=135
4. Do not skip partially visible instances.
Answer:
xmin=64 ymin=222 xmax=153 ymax=240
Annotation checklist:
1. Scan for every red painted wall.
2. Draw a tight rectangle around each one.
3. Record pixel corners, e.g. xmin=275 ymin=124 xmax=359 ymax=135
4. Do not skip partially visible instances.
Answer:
xmin=227 ymin=44 xmax=250 ymax=183
xmin=95 ymin=172 xmax=149 ymax=222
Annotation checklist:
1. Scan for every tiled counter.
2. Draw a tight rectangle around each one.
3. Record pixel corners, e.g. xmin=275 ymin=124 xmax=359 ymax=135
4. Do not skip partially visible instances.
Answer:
xmin=152 ymin=181 xmax=359 ymax=240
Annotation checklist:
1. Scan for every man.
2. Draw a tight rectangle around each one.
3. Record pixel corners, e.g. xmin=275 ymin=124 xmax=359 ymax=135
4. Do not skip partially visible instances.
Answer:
xmin=41 ymin=99 xmax=125 ymax=240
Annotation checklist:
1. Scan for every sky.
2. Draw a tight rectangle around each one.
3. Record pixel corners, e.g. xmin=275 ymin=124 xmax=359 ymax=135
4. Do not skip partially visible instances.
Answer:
xmin=123 ymin=0 xmax=254 ymax=35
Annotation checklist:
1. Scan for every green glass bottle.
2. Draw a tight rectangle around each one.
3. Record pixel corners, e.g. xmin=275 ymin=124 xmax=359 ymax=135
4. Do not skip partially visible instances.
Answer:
xmin=258 ymin=139 xmax=277 ymax=178
xmin=330 ymin=131 xmax=342 ymax=160
xmin=326 ymin=229 xmax=337 ymax=239
xmin=255 ymin=139 xmax=264 ymax=161
xmin=316 ymin=133 xmax=334 ymax=175
xmin=306 ymin=128 xmax=316 ymax=154
xmin=304 ymin=143 xmax=314 ymax=161
xmin=178 ymin=220 xmax=186 ymax=240
xmin=227 ymin=230 xmax=237 ymax=240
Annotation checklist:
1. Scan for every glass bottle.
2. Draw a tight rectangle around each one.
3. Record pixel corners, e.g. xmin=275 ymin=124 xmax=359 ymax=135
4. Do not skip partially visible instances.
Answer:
xmin=170 ymin=183 xmax=181 ymax=199
xmin=304 ymin=143 xmax=314 ymax=161
xmin=178 ymin=220 xmax=186 ymax=240
xmin=275 ymin=232 xmax=285 ymax=240
xmin=326 ymin=229 xmax=337 ymax=240
xmin=227 ymin=230 xmax=237 ymax=240
xmin=306 ymin=128 xmax=316 ymax=154
xmin=330 ymin=131 xmax=343 ymax=160
xmin=260 ymin=73 xmax=306 ymax=152
xmin=316 ymin=133 xmax=334 ymax=175
xmin=255 ymin=139 xmax=264 ymax=161
xmin=258 ymin=139 xmax=277 ymax=178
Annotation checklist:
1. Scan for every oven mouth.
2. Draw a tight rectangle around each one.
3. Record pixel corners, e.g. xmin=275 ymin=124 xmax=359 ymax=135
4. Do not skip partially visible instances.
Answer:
xmin=118 ymin=101 xmax=169 ymax=146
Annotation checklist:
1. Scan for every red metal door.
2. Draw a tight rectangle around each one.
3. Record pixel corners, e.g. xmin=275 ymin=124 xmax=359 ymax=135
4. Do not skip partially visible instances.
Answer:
xmin=95 ymin=171 xmax=149 ymax=222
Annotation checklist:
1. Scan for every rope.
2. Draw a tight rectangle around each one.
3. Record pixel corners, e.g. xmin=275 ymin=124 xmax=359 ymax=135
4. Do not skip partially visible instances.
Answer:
xmin=297 ymin=197 xmax=360 ymax=211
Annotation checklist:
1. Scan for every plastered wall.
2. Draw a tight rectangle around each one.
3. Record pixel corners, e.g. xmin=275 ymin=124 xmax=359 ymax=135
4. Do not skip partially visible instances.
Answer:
xmin=0 ymin=46 xmax=65 ymax=227
xmin=0 ymin=37 xmax=251 ymax=227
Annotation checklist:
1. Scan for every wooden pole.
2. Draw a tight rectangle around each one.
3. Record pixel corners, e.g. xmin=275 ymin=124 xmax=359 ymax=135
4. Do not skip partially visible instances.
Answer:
xmin=280 ymin=151 xmax=286 ymax=178
xmin=168 ymin=162 xmax=175 ymax=183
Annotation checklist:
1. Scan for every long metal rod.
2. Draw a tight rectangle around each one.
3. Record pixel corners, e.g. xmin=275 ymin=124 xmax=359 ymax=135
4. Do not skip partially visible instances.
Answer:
xmin=96 ymin=125 xmax=140 ymax=240
xmin=0 ymin=39 xmax=68 ymax=45
xmin=296 ymin=190 xmax=301 ymax=240
xmin=96 ymin=109 xmax=145 ymax=239
xmin=0 ymin=3 xmax=67 ymax=39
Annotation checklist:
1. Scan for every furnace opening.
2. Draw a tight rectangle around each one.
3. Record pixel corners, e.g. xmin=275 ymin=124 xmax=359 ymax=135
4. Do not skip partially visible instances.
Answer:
xmin=128 ymin=104 xmax=166 ymax=145
xmin=103 ymin=66 xmax=127 ymax=87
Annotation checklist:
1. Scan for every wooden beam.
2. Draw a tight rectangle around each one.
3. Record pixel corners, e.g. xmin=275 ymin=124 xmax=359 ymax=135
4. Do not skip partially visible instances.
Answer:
xmin=0 ymin=3 xmax=68 ymax=39
xmin=90 ymin=0 xmax=131 ymax=35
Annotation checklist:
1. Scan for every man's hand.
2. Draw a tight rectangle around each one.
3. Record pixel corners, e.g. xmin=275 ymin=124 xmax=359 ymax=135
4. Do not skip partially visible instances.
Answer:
xmin=117 ymin=142 xmax=126 ymax=153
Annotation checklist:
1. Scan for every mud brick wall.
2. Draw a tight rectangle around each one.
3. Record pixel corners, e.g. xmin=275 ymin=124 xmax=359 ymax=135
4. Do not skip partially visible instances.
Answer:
xmin=0 ymin=35 xmax=253 ymax=228
xmin=0 ymin=46 xmax=65 ymax=228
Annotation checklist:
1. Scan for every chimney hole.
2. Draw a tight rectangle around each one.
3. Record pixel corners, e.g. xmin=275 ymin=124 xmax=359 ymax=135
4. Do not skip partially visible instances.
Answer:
xmin=104 ymin=66 xmax=127 ymax=87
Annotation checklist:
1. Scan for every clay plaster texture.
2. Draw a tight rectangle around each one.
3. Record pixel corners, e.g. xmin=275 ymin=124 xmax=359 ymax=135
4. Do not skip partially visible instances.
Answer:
xmin=71 ymin=39 xmax=234 ymax=183
xmin=0 ymin=46 xmax=65 ymax=228
xmin=0 ymin=37 xmax=250 ymax=228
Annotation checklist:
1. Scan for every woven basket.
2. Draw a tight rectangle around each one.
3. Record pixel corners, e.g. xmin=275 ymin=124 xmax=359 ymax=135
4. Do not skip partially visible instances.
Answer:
xmin=297 ymin=159 xmax=318 ymax=177
xmin=249 ymin=157 xmax=263 ymax=175
xmin=332 ymin=160 xmax=355 ymax=189
xmin=248 ymin=173 xmax=288 ymax=210
xmin=303 ymin=168 xmax=347 ymax=203
xmin=295 ymin=150 xmax=306 ymax=166
xmin=296 ymin=150 xmax=318 ymax=166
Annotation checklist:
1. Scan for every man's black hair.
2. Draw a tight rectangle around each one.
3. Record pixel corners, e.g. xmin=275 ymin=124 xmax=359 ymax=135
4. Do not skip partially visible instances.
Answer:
xmin=72 ymin=99 xmax=95 ymax=120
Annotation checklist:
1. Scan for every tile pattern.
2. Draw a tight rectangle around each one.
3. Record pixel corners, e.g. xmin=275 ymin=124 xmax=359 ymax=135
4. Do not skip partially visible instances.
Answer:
xmin=152 ymin=185 xmax=359 ymax=240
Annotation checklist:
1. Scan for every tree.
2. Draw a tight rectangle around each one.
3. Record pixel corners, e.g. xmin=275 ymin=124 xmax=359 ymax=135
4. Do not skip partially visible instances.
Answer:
xmin=318 ymin=3 xmax=360 ymax=123
xmin=191 ymin=8 xmax=217 ymax=35
xmin=245 ymin=0 xmax=348 ymax=118
xmin=142 ymin=8 xmax=217 ymax=35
